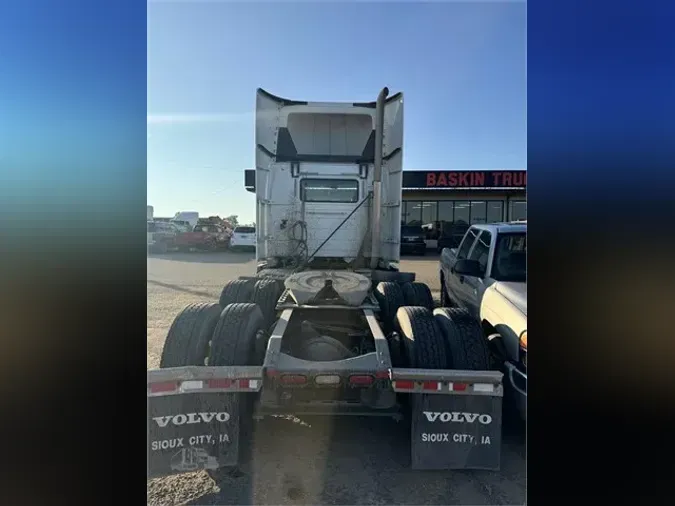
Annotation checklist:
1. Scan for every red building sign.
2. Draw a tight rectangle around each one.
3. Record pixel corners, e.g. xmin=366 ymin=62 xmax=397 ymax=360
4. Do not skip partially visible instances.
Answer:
xmin=408 ymin=170 xmax=526 ymax=189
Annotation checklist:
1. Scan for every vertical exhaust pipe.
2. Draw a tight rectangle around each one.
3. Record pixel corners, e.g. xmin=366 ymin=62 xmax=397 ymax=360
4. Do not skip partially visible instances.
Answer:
xmin=370 ymin=87 xmax=389 ymax=270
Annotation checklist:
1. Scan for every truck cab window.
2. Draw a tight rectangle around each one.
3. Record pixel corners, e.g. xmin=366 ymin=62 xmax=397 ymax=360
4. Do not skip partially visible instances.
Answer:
xmin=300 ymin=179 xmax=359 ymax=203
xmin=456 ymin=228 xmax=479 ymax=259
xmin=468 ymin=231 xmax=492 ymax=275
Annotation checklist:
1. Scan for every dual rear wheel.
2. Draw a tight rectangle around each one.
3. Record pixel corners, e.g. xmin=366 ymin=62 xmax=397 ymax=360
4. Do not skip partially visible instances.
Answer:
xmin=159 ymin=278 xmax=283 ymax=481
xmin=375 ymin=281 xmax=491 ymax=371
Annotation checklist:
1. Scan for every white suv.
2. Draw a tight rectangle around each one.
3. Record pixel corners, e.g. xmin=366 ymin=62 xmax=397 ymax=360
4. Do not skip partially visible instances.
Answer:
xmin=229 ymin=226 xmax=256 ymax=251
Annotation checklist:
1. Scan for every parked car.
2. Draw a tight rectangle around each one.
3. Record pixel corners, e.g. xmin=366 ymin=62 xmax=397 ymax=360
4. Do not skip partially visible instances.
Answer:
xmin=400 ymin=225 xmax=427 ymax=255
xmin=147 ymin=220 xmax=178 ymax=254
xmin=229 ymin=225 xmax=256 ymax=251
xmin=439 ymin=222 xmax=527 ymax=421
xmin=436 ymin=220 xmax=470 ymax=253
xmin=174 ymin=223 xmax=229 ymax=251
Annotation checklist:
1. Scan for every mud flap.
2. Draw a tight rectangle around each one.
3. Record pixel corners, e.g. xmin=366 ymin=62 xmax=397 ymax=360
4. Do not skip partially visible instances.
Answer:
xmin=148 ymin=393 xmax=241 ymax=478
xmin=391 ymin=368 xmax=504 ymax=471
xmin=411 ymin=393 xmax=502 ymax=470
xmin=147 ymin=366 xmax=262 ymax=478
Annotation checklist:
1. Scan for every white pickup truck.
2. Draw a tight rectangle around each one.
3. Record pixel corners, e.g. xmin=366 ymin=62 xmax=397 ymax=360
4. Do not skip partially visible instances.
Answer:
xmin=439 ymin=222 xmax=527 ymax=421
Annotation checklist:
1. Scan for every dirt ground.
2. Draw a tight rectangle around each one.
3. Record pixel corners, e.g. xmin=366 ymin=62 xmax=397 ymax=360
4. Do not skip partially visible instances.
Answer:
xmin=147 ymin=251 xmax=526 ymax=505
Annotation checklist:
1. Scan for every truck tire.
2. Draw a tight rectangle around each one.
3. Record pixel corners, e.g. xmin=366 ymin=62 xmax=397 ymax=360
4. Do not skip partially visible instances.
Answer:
xmin=251 ymin=279 xmax=283 ymax=332
xmin=371 ymin=270 xmax=416 ymax=284
xmin=256 ymin=268 xmax=291 ymax=282
xmin=374 ymin=281 xmax=405 ymax=335
xmin=160 ymin=302 xmax=222 ymax=367
xmin=433 ymin=308 xmax=492 ymax=370
xmin=219 ymin=279 xmax=255 ymax=307
xmin=395 ymin=306 xmax=447 ymax=369
xmin=401 ymin=282 xmax=434 ymax=311
xmin=210 ymin=303 xmax=265 ymax=366
xmin=208 ymin=303 xmax=265 ymax=482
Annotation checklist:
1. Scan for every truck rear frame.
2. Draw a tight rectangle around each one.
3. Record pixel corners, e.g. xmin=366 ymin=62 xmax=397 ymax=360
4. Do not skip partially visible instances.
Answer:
xmin=148 ymin=87 xmax=506 ymax=481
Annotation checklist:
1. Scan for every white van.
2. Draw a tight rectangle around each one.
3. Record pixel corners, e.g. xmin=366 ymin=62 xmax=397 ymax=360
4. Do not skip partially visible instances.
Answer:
xmin=172 ymin=212 xmax=199 ymax=229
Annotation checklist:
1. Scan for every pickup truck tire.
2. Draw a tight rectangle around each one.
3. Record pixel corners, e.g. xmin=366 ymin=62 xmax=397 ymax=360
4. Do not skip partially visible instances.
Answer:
xmin=395 ymin=306 xmax=447 ymax=369
xmin=208 ymin=303 xmax=265 ymax=482
xmin=433 ymin=308 xmax=492 ymax=370
xmin=439 ymin=274 xmax=453 ymax=307
xmin=160 ymin=302 xmax=223 ymax=368
xmin=374 ymin=282 xmax=405 ymax=335
xmin=401 ymin=282 xmax=435 ymax=311
xmin=219 ymin=279 xmax=255 ymax=307
xmin=251 ymin=279 xmax=283 ymax=332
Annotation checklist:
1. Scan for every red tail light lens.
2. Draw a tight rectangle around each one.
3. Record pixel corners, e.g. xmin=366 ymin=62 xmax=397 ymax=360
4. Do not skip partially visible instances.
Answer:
xmin=349 ymin=375 xmax=374 ymax=386
xmin=279 ymin=374 xmax=307 ymax=385
xmin=149 ymin=381 xmax=178 ymax=393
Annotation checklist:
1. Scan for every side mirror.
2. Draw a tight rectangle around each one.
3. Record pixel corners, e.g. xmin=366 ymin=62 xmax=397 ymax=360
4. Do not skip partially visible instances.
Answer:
xmin=453 ymin=259 xmax=483 ymax=277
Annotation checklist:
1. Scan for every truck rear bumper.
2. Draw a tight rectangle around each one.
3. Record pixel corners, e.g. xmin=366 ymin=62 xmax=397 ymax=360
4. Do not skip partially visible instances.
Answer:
xmin=148 ymin=365 xmax=505 ymax=477
xmin=254 ymin=402 xmax=403 ymax=420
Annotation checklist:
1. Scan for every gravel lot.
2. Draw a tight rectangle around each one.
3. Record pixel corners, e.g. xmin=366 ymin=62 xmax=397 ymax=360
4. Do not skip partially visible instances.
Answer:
xmin=147 ymin=251 xmax=526 ymax=505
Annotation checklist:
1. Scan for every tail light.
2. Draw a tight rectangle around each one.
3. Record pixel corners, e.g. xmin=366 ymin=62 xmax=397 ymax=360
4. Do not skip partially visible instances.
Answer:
xmin=349 ymin=375 xmax=374 ymax=386
xmin=314 ymin=375 xmax=341 ymax=386
xmin=392 ymin=380 xmax=414 ymax=390
xmin=279 ymin=374 xmax=307 ymax=385
xmin=150 ymin=381 xmax=178 ymax=394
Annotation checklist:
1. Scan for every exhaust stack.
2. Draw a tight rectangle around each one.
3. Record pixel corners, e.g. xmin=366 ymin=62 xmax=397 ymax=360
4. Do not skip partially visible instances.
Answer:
xmin=370 ymin=87 xmax=389 ymax=270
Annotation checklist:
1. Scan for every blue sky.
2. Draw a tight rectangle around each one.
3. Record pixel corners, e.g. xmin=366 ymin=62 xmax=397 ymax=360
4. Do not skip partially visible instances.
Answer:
xmin=148 ymin=1 xmax=526 ymax=222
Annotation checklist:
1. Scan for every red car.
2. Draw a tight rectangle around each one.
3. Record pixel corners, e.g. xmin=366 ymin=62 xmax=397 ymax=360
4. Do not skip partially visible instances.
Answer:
xmin=174 ymin=224 xmax=229 ymax=251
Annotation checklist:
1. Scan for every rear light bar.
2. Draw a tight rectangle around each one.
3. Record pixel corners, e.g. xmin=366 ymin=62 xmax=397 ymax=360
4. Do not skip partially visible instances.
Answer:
xmin=392 ymin=379 xmax=496 ymax=394
xmin=148 ymin=378 xmax=261 ymax=396
xmin=268 ymin=371 xmax=388 ymax=387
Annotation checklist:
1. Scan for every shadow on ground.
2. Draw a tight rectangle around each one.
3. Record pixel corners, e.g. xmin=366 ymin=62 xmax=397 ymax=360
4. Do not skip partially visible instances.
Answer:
xmin=187 ymin=414 xmax=526 ymax=506
xmin=148 ymin=251 xmax=256 ymax=264
xmin=400 ymin=253 xmax=441 ymax=261
xmin=147 ymin=279 xmax=215 ymax=298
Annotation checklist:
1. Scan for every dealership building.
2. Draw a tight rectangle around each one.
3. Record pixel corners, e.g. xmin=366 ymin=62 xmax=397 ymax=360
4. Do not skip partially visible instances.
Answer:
xmin=245 ymin=169 xmax=526 ymax=246
xmin=400 ymin=169 xmax=526 ymax=236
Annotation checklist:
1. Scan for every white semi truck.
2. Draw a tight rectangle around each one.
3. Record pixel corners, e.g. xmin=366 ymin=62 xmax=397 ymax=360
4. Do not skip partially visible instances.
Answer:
xmin=147 ymin=88 xmax=505 ymax=481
